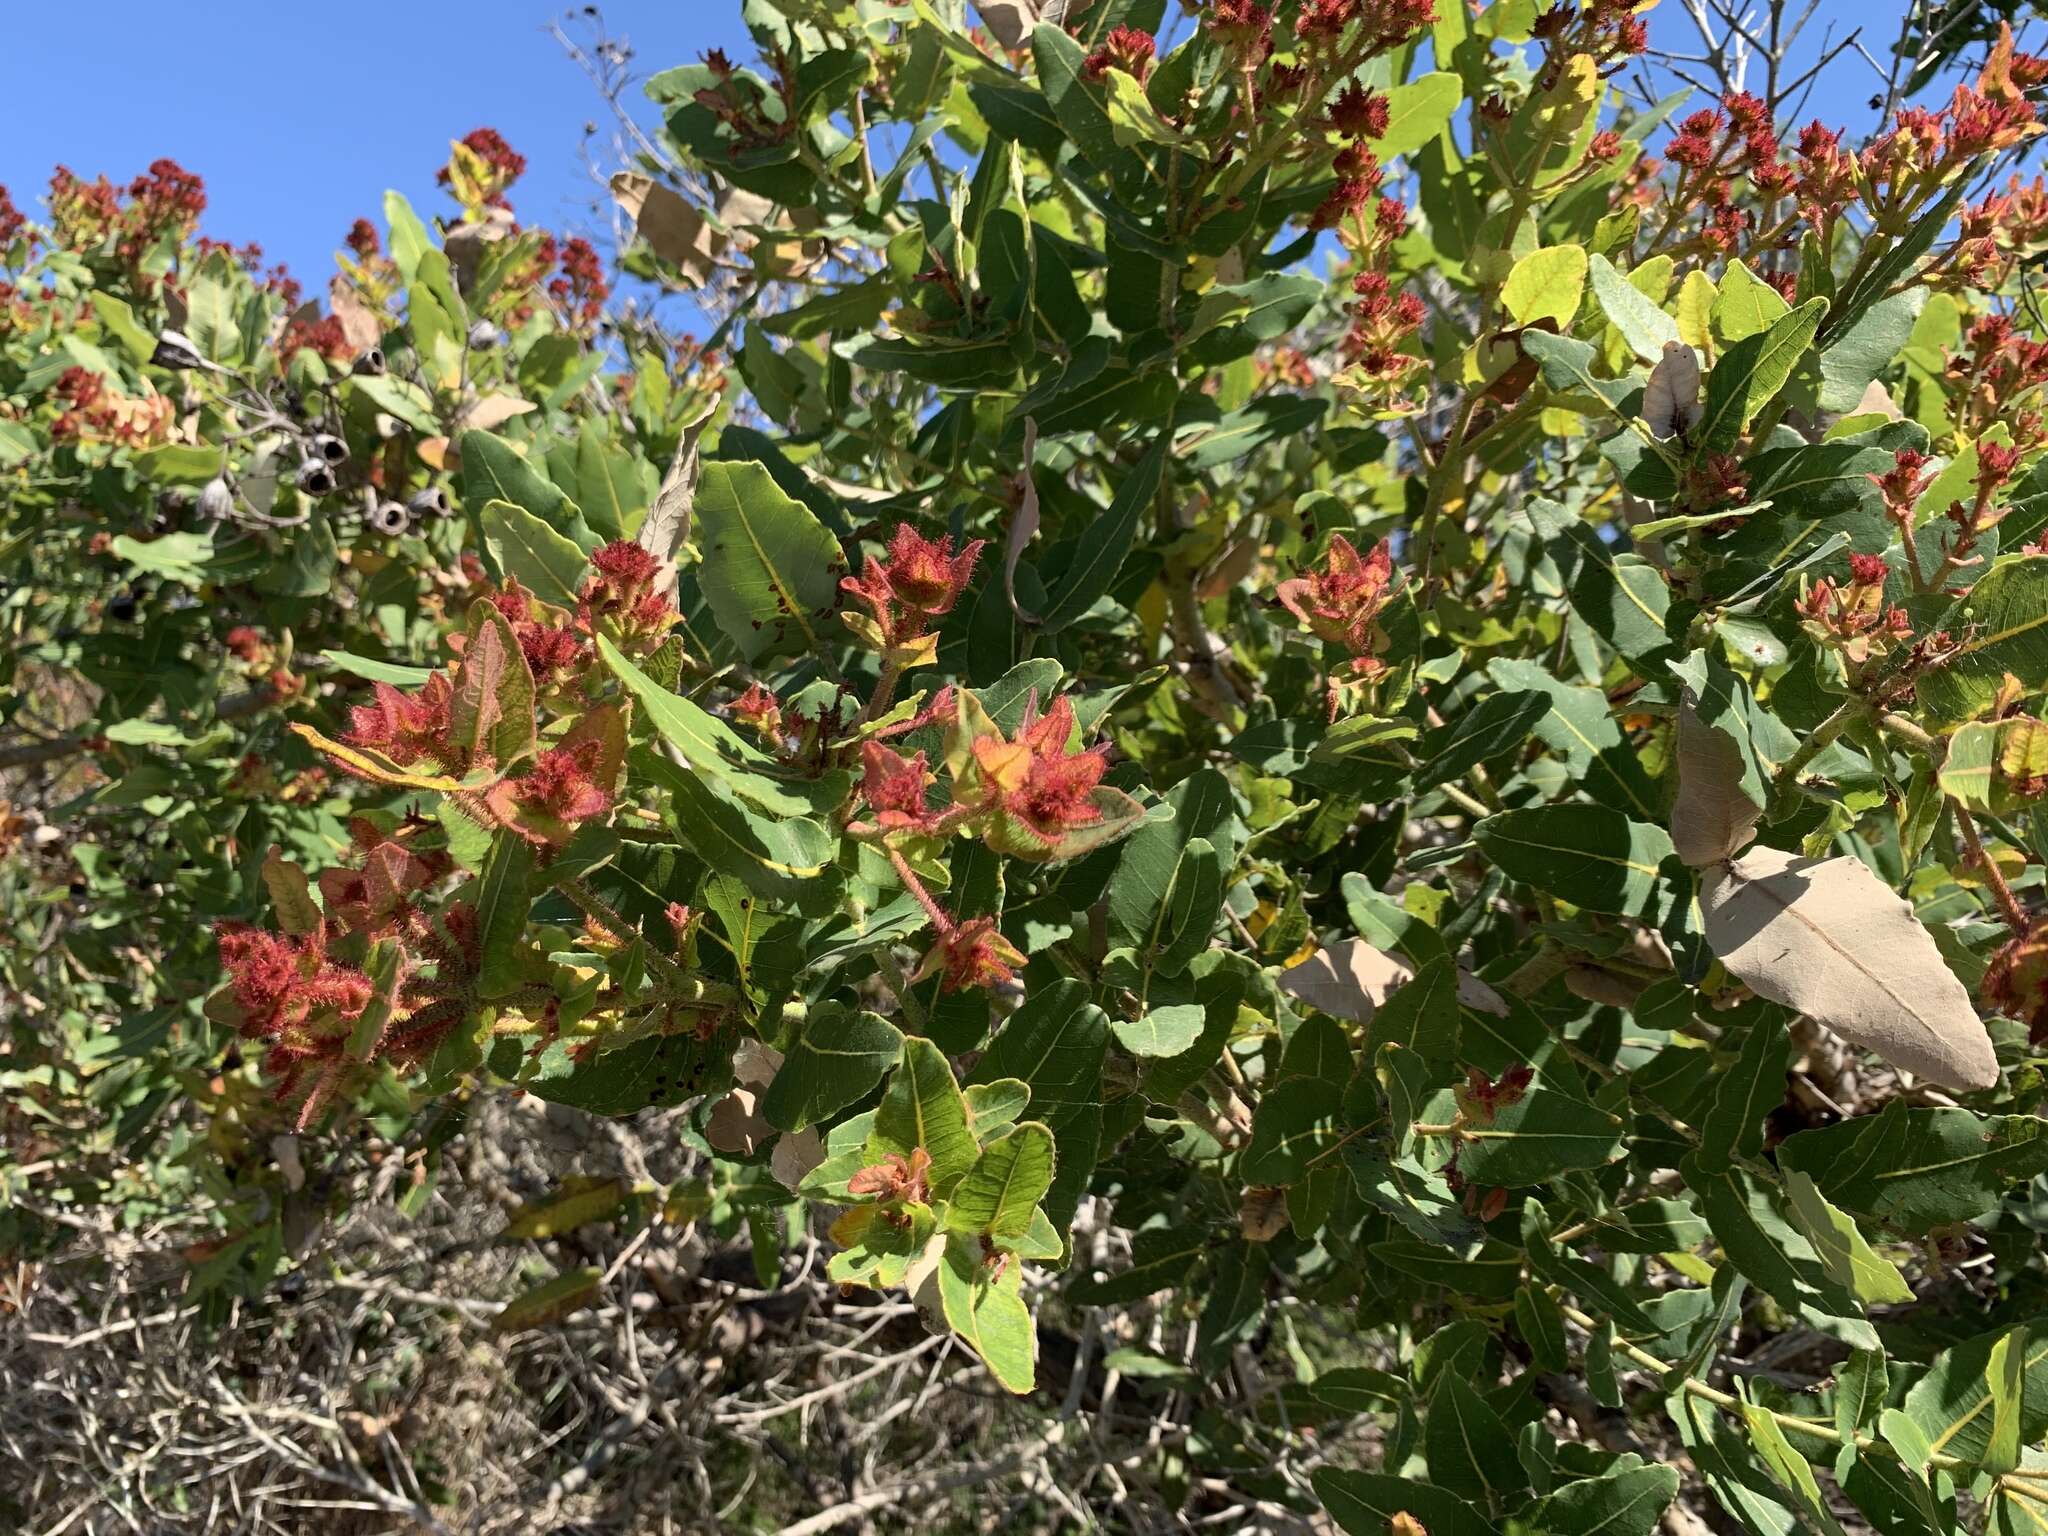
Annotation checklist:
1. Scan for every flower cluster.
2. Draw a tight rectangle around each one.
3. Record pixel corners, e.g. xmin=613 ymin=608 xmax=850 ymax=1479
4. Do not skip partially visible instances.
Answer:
xmin=49 ymin=365 xmax=171 ymax=446
xmin=438 ymin=127 xmax=527 ymax=210
xmin=279 ymin=311 xmax=354 ymax=366
xmin=212 ymin=922 xmax=376 ymax=1116
xmin=841 ymin=523 xmax=985 ymax=663
xmin=1957 ymin=174 xmax=2048 ymax=289
xmin=1984 ymin=919 xmax=2048 ymax=1045
xmin=1797 ymin=553 xmax=1911 ymax=667
xmin=693 ymin=50 xmax=796 ymax=150
xmin=48 ymin=158 xmax=206 ymax=274
xmin=549 ymin=236 xmax=611 ymax=329
xmin=958 ymin=695 xmax=1112 ymax=859
xmin=488 ymin=577 xmax=589 ymax=684
xmin=317 ymin=819 xmax=452 ymax=936
xmin=1339 ymin=272 xmax=1424 ymax=383
xmin=1277 ymin=534 xmax=1400 ymax=680
xmin=579 ymin=539 xmax=676 ymax=646
xmin=1944 ymin=314 xmax=2048 ymax=445
xmin=1084 ymin=25 xmax=1155 ymax=82
xmin=212 ymin=827 xmax=494 ymax=1124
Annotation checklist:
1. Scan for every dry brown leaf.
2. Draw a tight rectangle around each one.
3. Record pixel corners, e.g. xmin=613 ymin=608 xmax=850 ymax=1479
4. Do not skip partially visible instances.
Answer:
xmin=1670 ymin=693 xmax=1762 ymax=867
xmin=328 ymin=276 xmax=384 ymax=355
xmin=1643 ymin=340 xmax=1702 ymax=438
xmin=706 ymin=1087 xmax=770 ymax=1156
xmin=610 ymin=172 xmax=722 ymax=289
xmin=1563 ymin=965 xmax=1645 ymax=1009
xmin=770 ymin=1125 xmax=824 ymax=1189
xmin=1239 ymin=1185 xmax=1290 ymax=1242
xmin=1277 ymin=938 xmax=1508 ymax=1022
xmin=443 ymin=206 xmax=516 ymax=293
xmin=1701 ymin=845 xmax=1998 ymax=1091
xmin=456 ymin=392 xmax=537 ymax=433
xmin=636 ymin=395 xmax=719 ymax=596
xmin=1852 ymin=378 xmax=1902 ymax=421
xmin=971 ymin=0 xmax=1046 ymax=49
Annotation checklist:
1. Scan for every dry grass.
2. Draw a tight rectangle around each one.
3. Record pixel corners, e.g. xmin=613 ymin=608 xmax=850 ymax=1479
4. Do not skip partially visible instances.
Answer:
xmin=1 ymin=1092 xmax=1349 ymax=1536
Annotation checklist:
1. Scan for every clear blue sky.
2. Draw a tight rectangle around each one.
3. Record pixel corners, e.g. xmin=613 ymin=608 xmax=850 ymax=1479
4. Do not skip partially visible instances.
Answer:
xmin=0 ymin=1 xmax=1924 ymax=295
xmin=0 ymin=3 xmax=753 ymax=287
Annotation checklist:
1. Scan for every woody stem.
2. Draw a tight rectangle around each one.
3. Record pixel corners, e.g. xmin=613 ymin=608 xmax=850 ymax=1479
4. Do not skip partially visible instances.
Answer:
xmin=1951 ymin=800 xmax=2031 ymax=936
xmin=558 ymin=875 xmax=695 ymax=992
xmin=886 ymin=845 xmax=955 ymax=938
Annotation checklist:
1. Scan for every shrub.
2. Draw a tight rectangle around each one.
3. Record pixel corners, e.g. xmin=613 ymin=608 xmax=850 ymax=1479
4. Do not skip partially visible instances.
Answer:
xmin=7 ymin=2 xmax=2048 ymax=1530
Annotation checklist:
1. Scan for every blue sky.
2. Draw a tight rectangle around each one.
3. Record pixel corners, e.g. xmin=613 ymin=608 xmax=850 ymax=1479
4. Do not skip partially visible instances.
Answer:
xmin=0 ymin=1 xmax=1921 ymax=295
xmin=0 ymin=4 xmax=752 ymax=287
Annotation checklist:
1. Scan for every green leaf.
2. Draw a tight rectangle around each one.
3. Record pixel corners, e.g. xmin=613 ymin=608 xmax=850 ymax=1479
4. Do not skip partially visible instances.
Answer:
xmin=1037 ymin=424 xmax=1168 ymax=632
xmin=936 ymin=1233 xmax=1037 ymax=1393
xmin=1242 ymin=1077 xmax=1345 ymax=1185
xmin=1545 ymin=514 xmax=1676 ymax=672
xmin=1181 ymin=395 xmax=1327 ymax=470
xmin=1683 ymin=1156 xmax=1877 ymax=1349
xmin=1741 ymin=1398 xmax=1848 ymax=1536
xmin=473 ymin=831 xmax=532 ymax=1000
xmin=1313 ymin=1469 xmax=1491 ymax=1536
xmin=1069 ymin=1223 xmax=1207 ymax=1303
xmin=1697 ymin=1015 xmax=1788 ymax=1172
xmin=1526 ymin=1465 xmax=1681 ymax=1536
xmin=1108 ymin=768 xmax=1240 ymax=949
xmin=503 ymin=1176 xmax=632 ymax=1239
xmin=943 ymin=1121 xmax=1055 ymax=1238
xmin=1516 ymin=1283 xmax=1569 ymax=1372
xmin=494 ymin=1024 xmax=738 ymax=1114
xmin=1778 ymin=1103 xmax=2048 ymax=1233
xmin=321 ymin=651 xmax=434 ymax=687
xmin=597 ymin=634 xmax=841 ymax=817
xmin=639 ymin=751 xmax=838 ymax=905
xmin=1712 ymin=259 xmax=1790 ymax=343
xmin=1589 ymin=253 xmax=1680 ymax=362
xmin=970 ymin=979 xmax=1109 ymax=1232
xmin=1457 ymin=1083 xmax=1628 ymax=1187
xmin=1915 ymin=555 xmax=2048 ymax=724
xmin=1368 ymin=954 xmax=1461 ymax=1060
xmin=1473 ymin=805 xmax=1676 ymax=917
xmin=871 ymin=1036 xmax=979 ymax=1197
xmin=480 ymin=498 xmax=588 ymax=611
xmin=1783 ymin=1170 xmax=1914 ymax=1306
xmin=460 ymin=429 xmax=585 ymax=545
xmin=1032 ymin=22 xmax=1143 ymax=179
xmin=761 ymin=1005 xmax=903 ymax=1134
xmin=1369 ymin=71 xmax=1463 ymax=159
xmin=1819 ymin=287 xmax=1924 ymax=413
xmin=1985 ymin=1325 xmax=2029 ymax=1476
xmin=693 ymin=459 xmax=848 ymax=663
xmin=1698 ymin=297 xmax=1827 ymax=451
xmin=1110 ymin=1003 xmax=1207 ymax=1058
xmin=492 ymin=1267 xmax=602 ymax=1334
xmin=1905 ymin=1326 xmax=2048 ymax=1467
xmin=1426 ymin=1371 xmax=1525 ymax=1499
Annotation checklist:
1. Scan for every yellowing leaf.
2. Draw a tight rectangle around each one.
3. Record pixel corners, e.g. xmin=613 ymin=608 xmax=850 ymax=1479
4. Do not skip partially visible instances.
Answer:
xmin=503 ymin=1176 xmax=632 ymax=1239
xmin=1676 ymin=269 xmax=1717 ymax=351
xmin=1503 ymin=244 xmax=1588 ymax=328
